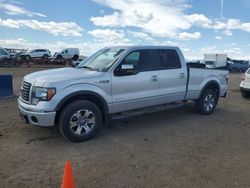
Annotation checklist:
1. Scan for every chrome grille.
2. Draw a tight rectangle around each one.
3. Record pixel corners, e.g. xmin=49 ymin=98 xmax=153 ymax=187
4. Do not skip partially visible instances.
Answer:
xmin=21 ymin=81 xmax=31 ymax=102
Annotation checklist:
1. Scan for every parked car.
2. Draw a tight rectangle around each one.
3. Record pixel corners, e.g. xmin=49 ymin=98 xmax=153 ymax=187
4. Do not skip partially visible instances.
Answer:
xmin=0 ymin=47 xmax=10 ymax=60
xmin=53 ymin=48 xmax=79 ymax=60
xmin=25 ymin=49 xmax=51 ymax=60
xmin=18 ymin=46 xmax=229 ymax=142
xmin=227 ymin=61 xmax=249 ymax=72
xmin=240 ymin=68 xmax=250 ymax=98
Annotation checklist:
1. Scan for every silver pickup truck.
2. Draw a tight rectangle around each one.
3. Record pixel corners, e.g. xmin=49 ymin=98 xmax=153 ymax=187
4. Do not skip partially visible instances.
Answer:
xmin=18 ymin=46 xmax=229 ymax=142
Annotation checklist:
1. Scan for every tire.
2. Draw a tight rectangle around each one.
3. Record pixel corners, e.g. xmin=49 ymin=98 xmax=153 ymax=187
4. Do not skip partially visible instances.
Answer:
xmin=26 ymin=55 xmax=31 ymax=60
xmin=14 ymin=62 xmax=21 ymax=67
xmin=73 ymin=55 xmax=79 ymax=61
xmin=43 ymin=54 xmax=49 ymax=59
xmin=58 ymin=100 xmax=102 ymax=142
xmin=241 ymin=91 xmax=250 ymax=98
xmin=7 ymin=62 xmax=13 ymax=67
xmin=57 ymin=55 xmax=62 ymax=59
xmin=0 ymin=62 xmax=5 ymax=67
xmin=195 ymin=89 xmax=218 ymax=115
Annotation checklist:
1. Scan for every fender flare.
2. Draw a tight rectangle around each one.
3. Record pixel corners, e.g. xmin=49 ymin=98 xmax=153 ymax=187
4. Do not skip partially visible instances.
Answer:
xmin=198 ymin=80 xmax=220 ymax=99
xmin=55 ymin=90 xmax=109 ymax=116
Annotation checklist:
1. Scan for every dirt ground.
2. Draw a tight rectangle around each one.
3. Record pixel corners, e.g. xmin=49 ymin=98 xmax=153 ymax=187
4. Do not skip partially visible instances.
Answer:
xmin=0 ymin=66 xmax=250 ymax=188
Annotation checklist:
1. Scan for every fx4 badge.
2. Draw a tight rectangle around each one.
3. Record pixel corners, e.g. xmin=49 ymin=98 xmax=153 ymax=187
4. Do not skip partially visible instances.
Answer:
xmin=99 ymin=80 xmax=109 ymax=84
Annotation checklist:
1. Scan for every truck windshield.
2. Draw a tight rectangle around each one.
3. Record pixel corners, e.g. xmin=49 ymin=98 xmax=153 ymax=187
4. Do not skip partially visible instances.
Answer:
xmin=77 ymin=48 xmax=124 ymax=72
xmin=205 ymin=61 xmax=214 ymax=65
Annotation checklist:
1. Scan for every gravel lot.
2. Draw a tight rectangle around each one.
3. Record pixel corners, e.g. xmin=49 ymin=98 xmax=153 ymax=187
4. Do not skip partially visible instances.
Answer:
xmin=0 ymin=66 xmax=250 ymax=188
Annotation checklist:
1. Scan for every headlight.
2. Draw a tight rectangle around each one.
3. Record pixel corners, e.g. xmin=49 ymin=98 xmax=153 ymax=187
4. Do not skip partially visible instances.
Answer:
xmin=31 ymin=87 xmax=56 ymax=105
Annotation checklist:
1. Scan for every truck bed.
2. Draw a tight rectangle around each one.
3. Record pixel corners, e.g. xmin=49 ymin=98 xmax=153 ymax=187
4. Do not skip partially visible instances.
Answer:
xmin=185 ymin=67 xmax=228 ymax=100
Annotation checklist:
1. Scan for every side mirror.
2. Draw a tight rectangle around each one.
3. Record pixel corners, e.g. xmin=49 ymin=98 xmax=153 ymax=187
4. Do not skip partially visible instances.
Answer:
xmin=121 ymin=64 xmax=134 ymax=70
xmin=115 ymin=64 xmax=135 ymax=76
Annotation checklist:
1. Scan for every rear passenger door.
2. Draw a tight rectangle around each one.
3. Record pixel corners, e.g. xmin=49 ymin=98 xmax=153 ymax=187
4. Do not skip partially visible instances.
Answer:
xmin=157 ymin=49 xmax=187 ymax=103
xmin=111 ymin=49 xmax=160 ymax=113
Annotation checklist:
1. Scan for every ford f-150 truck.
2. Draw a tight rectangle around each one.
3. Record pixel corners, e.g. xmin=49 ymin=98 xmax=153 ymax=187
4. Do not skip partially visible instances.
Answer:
xmin=18 ymin=46 xmax=229 ymax=142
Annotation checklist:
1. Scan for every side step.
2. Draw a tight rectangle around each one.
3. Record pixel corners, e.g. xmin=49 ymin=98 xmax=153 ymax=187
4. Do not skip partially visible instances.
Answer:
xmin=112 ymin=102 xmax=184 ymax=120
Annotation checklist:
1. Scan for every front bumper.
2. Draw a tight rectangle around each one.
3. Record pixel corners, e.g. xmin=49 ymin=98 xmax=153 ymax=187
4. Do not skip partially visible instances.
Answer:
xmin=18 ymin=97 xmax=56 ymax=127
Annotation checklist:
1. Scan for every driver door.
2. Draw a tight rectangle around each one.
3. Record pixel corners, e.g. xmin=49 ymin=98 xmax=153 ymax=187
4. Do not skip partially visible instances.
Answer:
xmin=111 ymin=50 xmax=160 ymax=113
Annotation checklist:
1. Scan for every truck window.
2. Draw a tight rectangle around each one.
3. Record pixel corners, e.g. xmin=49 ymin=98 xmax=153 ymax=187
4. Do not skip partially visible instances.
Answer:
xmin=158 ymin=49 xmax=181 ymax=69
xmin=123 ymin=51 xmax=140 ymax=67
xmin=122 ymin=50 xmax=159 ymax=72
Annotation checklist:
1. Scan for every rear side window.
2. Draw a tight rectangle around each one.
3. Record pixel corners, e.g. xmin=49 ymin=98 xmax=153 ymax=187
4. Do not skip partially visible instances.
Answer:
xmin=247 ymin=68 xmax=250 ymax=74
xmin=158 ymin=49 xmax=181 ymax=69
xmin=139 ymin=50 xmax=159 ymax=71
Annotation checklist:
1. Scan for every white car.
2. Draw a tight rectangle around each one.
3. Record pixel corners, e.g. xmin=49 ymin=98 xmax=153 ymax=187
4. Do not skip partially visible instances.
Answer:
xmin=53 ymin=48 xmax=79 ymax=60
xmin=240 ymin=68 xmax=250 ymax=98
xmin=25 ymin=49 xmax=51 ymax=59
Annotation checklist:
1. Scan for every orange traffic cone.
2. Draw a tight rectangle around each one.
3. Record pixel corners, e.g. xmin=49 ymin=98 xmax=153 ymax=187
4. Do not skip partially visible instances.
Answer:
xmin=61 ymin=160 xmax=75 ymax=188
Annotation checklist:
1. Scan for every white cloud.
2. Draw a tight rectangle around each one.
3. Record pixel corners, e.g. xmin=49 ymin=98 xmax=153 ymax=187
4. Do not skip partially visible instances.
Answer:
xmin=91 ymin=0 xmax=192 ymax=38
xmin=215 ymin=36 xmax=222 ymax=40
xmin=185 ymin=14 xmax=212 ymax=28
xmin=91 ymin=0 xmax=250 ymax=39
xmin=223 ymin=30 xmax=233 ymax=36
xmin=0 ymin=18 xmax=83 ymax=36
xmin=90 ymin=12 xmax=123 ymax=27
xmin=178 ymin=32 xmax=201 ymax=40
xmin=88 ymin=29 xmax=130 ymax=45
xmin=224 ymin=47 xmax=242 ymax=54
xmin=127 ymin=31 xmax=153 ymax=41
xmin=0 ymin=2 xmax=46 ymax=17
xmin=214 ymin=19 xmax=250 ymax=33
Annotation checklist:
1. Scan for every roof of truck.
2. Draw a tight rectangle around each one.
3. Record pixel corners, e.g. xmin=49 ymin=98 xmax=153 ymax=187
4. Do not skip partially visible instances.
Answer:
xmin=106 ymin=45 xmax=180 ymax=50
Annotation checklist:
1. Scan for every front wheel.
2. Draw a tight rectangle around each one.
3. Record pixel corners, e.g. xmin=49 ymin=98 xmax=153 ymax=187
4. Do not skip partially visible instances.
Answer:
xmin=58 ymin=100 xmax=102 ymax=142
xmin=195 ymin=89 xmax=218 ymax=115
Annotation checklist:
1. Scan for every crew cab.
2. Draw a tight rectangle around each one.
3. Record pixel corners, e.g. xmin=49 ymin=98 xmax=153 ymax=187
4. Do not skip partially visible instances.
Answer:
xmin=18 ymin=46 xmax=229 ymax=142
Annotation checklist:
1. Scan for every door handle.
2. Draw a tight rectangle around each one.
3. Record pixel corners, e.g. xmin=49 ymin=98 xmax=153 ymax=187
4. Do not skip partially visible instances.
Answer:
xmin=151 ymin=75 xmax=158 ymax=82
xmin=179 ymin=73 xmax=185 ymax=79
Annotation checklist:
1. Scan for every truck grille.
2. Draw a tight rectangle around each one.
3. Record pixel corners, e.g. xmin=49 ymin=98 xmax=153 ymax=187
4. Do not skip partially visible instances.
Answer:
xmin=21 ymin=81 xmax=31 ymax=102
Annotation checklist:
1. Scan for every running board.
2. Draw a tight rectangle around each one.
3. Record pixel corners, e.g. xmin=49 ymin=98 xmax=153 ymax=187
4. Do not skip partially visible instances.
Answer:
xmin=112 ymin=102 xmax=184 ymax=120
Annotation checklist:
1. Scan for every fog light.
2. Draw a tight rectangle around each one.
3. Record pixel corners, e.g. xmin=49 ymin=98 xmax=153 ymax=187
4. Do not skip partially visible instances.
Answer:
xmin=31 ymin=116 xmax=38 ymax=123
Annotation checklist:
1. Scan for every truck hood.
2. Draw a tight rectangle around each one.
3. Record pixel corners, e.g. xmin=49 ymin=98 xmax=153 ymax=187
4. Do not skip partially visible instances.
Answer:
xmin=24 ymin=67 xmax=105 ymax=87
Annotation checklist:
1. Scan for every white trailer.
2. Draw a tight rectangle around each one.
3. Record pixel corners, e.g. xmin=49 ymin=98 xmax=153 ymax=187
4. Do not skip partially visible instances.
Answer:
xmin=204 ymin=54 xmax=227 ymax=68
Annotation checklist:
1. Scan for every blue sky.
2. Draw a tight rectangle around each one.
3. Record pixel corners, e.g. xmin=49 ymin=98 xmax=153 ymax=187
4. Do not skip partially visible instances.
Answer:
xmin=0 ymin=0 xmax=249 ymax=60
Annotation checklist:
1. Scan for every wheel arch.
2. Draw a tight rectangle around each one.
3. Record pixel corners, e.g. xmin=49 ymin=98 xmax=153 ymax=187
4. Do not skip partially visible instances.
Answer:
xmin=199 ymin=80 xmax=220 ymax=99
xmin=55 ymin=91 xmax=109 ymax=125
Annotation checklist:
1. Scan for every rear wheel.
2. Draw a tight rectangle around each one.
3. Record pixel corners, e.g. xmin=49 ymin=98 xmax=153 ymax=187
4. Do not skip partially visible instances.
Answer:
xmin=43 ymin=54 xmax=49 ymax=59
xmin=58 ymin=100 xmax=102 ymax=142
xmin=195 ymin=89 xmax=218 ymax=115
